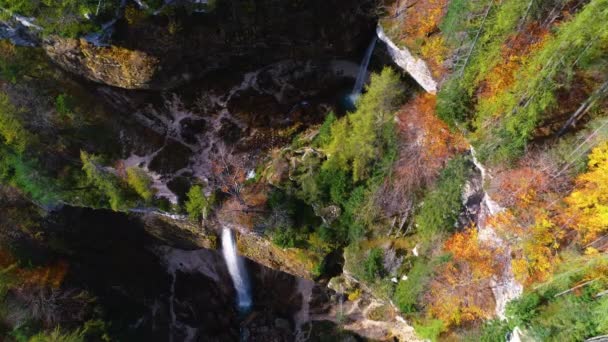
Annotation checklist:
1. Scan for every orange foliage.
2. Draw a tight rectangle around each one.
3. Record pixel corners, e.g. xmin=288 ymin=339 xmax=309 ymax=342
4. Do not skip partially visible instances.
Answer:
xmin=0 ymin=249 xmax=68 ymax=289
xmin=478 ymin=23 xmax=549 ymax=98
xmin=486 ymin=162 xmax=567 ymax=286
xmin=426 ymin=228 xmax=500 ymax=327
xmin=396 ymin=93 xmax=466 ymax=177
xmin=380 ymin=94 xmax=465 ymax=215
xmin=492 ymin=166 xmax=551 ymax=208
xmin=17 ymin=261 xmax=68 ymax=289
xmin=217 ymin=184 xmax=268 ymax=230
xmin=388 ymin=0 xmax=450 ymax=77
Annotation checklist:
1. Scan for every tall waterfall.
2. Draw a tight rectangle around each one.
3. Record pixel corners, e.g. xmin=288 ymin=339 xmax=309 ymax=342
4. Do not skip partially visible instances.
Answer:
xmin=221 ymin=228 xmax=252 ymax=311
xmin=350 ymin=36 xmax=378 ymax=102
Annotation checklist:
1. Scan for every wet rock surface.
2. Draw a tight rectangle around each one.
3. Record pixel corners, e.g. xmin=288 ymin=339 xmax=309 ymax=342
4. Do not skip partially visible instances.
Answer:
xmin=38 ymin=206 xmax=330 ymax=341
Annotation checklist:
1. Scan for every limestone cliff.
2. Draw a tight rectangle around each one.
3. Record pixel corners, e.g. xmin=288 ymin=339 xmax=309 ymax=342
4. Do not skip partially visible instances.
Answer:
xmin=376 ymin=25 xmax=438 ymax=93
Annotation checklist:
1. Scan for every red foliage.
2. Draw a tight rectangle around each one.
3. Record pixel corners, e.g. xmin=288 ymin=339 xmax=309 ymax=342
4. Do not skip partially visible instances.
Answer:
xmin=379 ymin=94 xmax=466 ymax=215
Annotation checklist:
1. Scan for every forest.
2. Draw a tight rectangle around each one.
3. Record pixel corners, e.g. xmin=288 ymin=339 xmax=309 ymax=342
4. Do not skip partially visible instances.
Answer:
xmin=0 ymin=0 xmax=607 ymax=341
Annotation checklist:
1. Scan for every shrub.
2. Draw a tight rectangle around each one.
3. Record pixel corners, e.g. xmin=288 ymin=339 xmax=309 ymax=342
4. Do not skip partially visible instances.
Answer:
xmin=126 ymin=167 xmax=156 ymax=203
xmin=415 ymin=156 xmax=469 ymax=242
xmin=55 ymin=94 xmax=74 ymax=119
xmin=477 ymin=318 xmax=511 ymax=342
xmin=393 ymin=257 xmax=434 ymax=313
xmin=313 ymin=112 xmax=336 ymax=148
xmin=414 ymin=319 xmax=446 ymax=342
xmin=270 ymin=226 xmax=301 ymax=248
xmin=81 ymin=151 xmax=132 ymax=211
xmin=184 ymin=185 xmax=214 ymax=221
xmin=0 ymin=93 xmax=28 ymax=153
xmin=505 ymin=291 xmax=542 ymax=327
xmin=436 ymin=77 xmax=471 ymax=128
xmin=362 ymin=248 xmax=384 ymax=283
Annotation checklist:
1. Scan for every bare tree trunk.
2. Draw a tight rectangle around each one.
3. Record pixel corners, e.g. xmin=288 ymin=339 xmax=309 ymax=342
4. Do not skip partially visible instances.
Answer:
xmin=554 ymin=279 xmax=597 ymax=298
xmin=557 ymin=80 xmax=608 ymax=136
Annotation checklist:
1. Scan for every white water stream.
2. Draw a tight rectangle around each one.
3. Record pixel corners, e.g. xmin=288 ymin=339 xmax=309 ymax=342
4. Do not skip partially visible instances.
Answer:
xmin=221 ymin=228 xmax=252 ymax=311
xmin=350 ymin=36 xmax=378 ymax=102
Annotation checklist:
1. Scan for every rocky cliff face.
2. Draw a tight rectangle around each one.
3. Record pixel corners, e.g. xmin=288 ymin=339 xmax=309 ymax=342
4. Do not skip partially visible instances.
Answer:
xmin=376 ymin=25 xmax=438 ymax=93
xmin=43 ymin=38 xmax=160 ymax=90
xmin=43 ymin=0 xmax=377 ymax=90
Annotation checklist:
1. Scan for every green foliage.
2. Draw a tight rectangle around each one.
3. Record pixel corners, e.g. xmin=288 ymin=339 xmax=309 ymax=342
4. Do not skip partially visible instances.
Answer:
xmin=0 ymin=0 xmax=119 ymax=37
xmin=323 ymin=67 xmax=404 ymax=182
xmin=594 ymin=296 xmax=608 ymax=333
xmin=501 ymin=254 xmax=608 ymax=341
xmin=413 ymin=319 xmax=446 ymax=342
xmin=270 ymin=227 xmax=300 ymax=248
xmin=462 ymin=0 xmax=531 ymax=90
xmin=527 ymin=292 xmax=599 ymax=341
xmin=439 ymin=0 xmax=469 ymax=39
xmin=362 ymin=248 xmax=384 ymax=283
xmin=313 ymin=112 xmax=336 ymax=147
xmin=474 ymin=0 xmax=608 ymax=163
xmin=0 ymin=263 xmax=18 ymax=298
xmin=436 ymin=77 xmax=472 ymax=128
xmin=126 ymin=167 xmax=156 ymax=203
xmin=549 ymin=116 xmax=608 ymax=175
xmin=393 ymin=257 xmax=435 ymax=313
xmin=28 ymin=327 xmax=85 ymax=342
xmin=80 ymin=151 xmax=132 ymax=211
xmin=506 ymin=291 xmax=543 ymax=327
xmin=0 ymin=146 xmax=58 ymax=204
xmin=184 ymin=185 xmax=214 ymax=221
xmin=476 ymin=318 xmax=511 ymax=342
xmin=414 ymin=156 xmax=469 ymax=242
xmin=55 ymin=94 xmax=74 ymax=119
xmin=286 ymin=68 xmax=404 ymax=246
xmin=0 ymin=93 xmax=28 ymax=153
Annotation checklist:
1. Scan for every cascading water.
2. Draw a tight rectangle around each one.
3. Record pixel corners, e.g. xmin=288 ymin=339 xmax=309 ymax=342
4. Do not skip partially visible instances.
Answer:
xmin=348 ymin=36 xmax=378 ymax=105
xmin=221 ymin=228 xmax=252 ymax=312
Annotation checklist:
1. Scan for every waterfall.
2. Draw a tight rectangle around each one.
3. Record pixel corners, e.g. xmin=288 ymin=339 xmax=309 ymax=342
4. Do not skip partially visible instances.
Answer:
xmin=350 ymin=36 xmax=378 ymax=102
xmin=221 ymin=228 xmax=252 ymax=311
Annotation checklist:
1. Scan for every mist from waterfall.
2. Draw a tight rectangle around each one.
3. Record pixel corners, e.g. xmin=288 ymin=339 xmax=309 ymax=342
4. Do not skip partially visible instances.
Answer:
xmin=221 ymin=228 xmax=252 ymax=311
xmin=349 ymin=35 xmax=378 ymax=103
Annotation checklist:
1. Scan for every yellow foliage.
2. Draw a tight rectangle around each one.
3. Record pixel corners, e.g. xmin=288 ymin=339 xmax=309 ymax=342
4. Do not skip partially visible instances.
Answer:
xmin=348 ymin=288 xmax=361 ymax=301
xmin=426 ymin=227 xmax=499 ymax=327
xmin=564 ymin=141 xmax=608 ymax=244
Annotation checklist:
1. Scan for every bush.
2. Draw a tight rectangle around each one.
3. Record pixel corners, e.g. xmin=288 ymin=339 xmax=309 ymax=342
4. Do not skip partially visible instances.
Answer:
xmin=477 ymin=318 xmax=511 ymax=342
xmin=81 ymin=151 xmax=132 ymax=211
xmin=184 ymin=185 xmax=214 ymax=221
xmin=393 ymin=257 xmax=434 ymax=313
xmin=436 ymin=77 xmax=471 ymax=128
xmin=414 ymin=156 xmax=469 ymax=242
xmin=505 ymin=291 xmax=542 ymax=327
xmin=55 ymin=94 xmax=74 ymax=119
xmin=0 ymin=93 xmax=28 ymax=153
xmin=313 ymin=112 xmax=336 ymax=147
xmin=362 ymin=248 xmax=385 ymax=283
xmin=126 ymin=167 xmax=156 ymax=203
xmin=414 ymin=319 xmax=446 ymax=342
xmin=0 ymin=146 xmax=58 ymax=204
xmin=270 ymin=226 xmax=301 ymax=248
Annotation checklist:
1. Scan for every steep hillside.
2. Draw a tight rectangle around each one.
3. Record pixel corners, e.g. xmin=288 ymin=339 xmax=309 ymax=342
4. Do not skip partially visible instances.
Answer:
xmin=0 ymin=0 xmax=607 ymax=341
